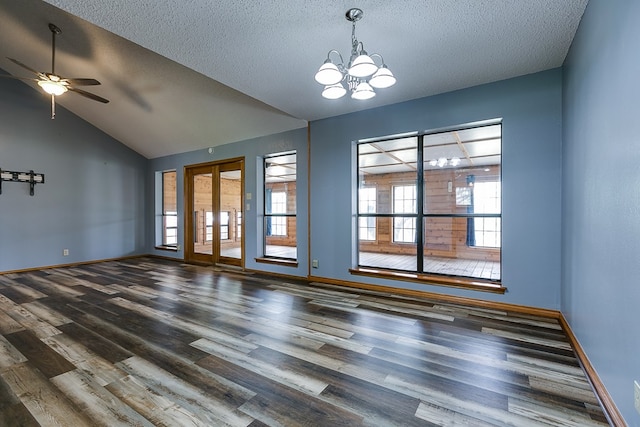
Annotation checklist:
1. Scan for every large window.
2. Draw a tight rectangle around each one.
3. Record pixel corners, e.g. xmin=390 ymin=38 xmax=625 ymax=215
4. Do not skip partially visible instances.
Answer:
xmin=205 ymin=211 xmax=213 ymax=242
xmin=356 ymin=123 xmax=502 ymax=282
xmin=270 ymin=192 xmax=287 ymax=236
xmin=393 ymin=185 xmax=417 ymax=243
xmin=220 ymin=211 xmax=230 ymax=240
xmin=155 ymin=170 xmax=178 ymax=248
xmin=473 ymin=181 xmax=501 ymax=248
xmin=358 ymin=187 xmax=377 ymax=241
xmin=264 ymin=152 xmax=297 ymax=260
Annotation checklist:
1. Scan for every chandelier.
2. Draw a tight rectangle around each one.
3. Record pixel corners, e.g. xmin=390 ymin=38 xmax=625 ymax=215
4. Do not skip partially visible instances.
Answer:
xmin=314 ymin=8 xmax=396 ymax=100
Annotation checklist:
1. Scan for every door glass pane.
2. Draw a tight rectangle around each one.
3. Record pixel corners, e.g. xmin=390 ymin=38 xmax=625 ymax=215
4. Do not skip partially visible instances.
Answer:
xmin=219 ymin=169 xmax=242 ymax=260
xmin=193 ymin=173 xmax=212 ymax=255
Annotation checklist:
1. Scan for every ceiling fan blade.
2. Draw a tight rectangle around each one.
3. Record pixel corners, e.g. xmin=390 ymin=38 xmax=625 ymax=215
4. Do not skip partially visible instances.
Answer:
xmin=63 ymin=78 xmax=101 ymax=86
xmin=67 ymin=86 xmax=109 ymax=103
xmin=0 ymin=74 xmax=38 ymax=82
xmin=7 ymin=57 xmax=43 ymax=77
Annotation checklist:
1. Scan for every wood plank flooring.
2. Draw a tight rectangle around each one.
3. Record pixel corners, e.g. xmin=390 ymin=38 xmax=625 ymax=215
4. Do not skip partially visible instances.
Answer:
xmin=0 ymin=257 xmax=609 ymax=426
xmin=201 ymin=244 xmax=499 ymax=281
xmin=359 ymin=252 xmax=501 ymax=281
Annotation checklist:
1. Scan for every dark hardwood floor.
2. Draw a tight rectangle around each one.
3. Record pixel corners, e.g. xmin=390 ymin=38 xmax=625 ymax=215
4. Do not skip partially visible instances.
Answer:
xmin=0 ymin=257 xmax=609 ymax=426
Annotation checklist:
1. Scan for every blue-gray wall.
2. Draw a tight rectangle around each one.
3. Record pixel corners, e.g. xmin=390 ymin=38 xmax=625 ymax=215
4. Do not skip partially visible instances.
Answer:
xmin=150 ymin=70 xmax=563 ymax=311
xmin=0 ymin=74 xmax=147 ymax=271
xmin=311 ymin=69 xmax=563 ymax=310
xmin=146 ymin=128 xmax=309 ymax=278
xmin=563 ymin=0 xmax=640 ymax=424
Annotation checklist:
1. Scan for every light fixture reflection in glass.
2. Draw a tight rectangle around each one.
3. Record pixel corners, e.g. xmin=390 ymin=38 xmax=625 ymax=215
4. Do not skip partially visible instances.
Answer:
xmin=428 ymin=157 xmax=463 ymax=168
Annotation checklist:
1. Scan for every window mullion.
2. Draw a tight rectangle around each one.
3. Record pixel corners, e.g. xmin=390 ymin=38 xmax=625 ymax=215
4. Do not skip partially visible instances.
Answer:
xmin=416 ymin=135 xmax=424 ymax=273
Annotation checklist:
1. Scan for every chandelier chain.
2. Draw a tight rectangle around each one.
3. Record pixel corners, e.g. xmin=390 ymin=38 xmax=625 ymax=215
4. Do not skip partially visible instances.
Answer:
xmin=351 ymin=21 xmax=358 ymax=56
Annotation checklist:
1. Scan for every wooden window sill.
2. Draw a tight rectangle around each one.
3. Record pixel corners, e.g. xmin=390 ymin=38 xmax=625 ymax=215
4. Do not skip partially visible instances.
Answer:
xmin=255 ymin=257 xmax=298 ymax=268
xmin=349 ymin=267 xmax=506 ymax=294
xmin=155 ymin=245 xmax=179 ymax=252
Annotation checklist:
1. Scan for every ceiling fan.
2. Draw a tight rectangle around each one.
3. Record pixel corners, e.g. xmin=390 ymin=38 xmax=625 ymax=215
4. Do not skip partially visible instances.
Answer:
xmin=1 ymin=23 xmax=109 ymax=119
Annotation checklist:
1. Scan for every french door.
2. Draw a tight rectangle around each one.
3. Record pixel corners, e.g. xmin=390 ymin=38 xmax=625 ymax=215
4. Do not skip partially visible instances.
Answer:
xmin=184 ymin=158 xmax=244 ymax=267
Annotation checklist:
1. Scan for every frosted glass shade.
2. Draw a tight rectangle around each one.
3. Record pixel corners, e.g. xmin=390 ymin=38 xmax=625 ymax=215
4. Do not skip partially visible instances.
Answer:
xmin=348 ymin=54 xmax=378 ymax=78
xmin=351 ymin=81 xmax=375 ymax=100
xmin=369 ymin=66 xmax=396 ymax=89
xmin=38 ymin=80 xmax=67 ymax=95
xmin=315 ymin=62 xmax=343 ymax=85
xmin=322 ymin=83 xmax=347 ymax=99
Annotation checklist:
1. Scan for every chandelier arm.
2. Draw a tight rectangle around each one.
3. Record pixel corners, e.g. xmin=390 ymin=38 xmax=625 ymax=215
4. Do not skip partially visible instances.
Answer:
xmin=326 ymin=49 xmax=345 ymax=69
xmin=369 ymin=53 xmax=385 ymax=67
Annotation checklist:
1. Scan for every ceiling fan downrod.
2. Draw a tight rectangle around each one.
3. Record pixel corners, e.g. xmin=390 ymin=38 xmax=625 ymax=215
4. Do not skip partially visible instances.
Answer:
xmin=49 ymin=23 xmax=62 ymax=119
xmin=49 ymin=23 xmax=61 ymax=75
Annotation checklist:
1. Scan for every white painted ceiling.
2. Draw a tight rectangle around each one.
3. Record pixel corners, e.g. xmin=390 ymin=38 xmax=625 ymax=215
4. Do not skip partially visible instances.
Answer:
xmin=0 ymin=0 xmax=588 ymax=159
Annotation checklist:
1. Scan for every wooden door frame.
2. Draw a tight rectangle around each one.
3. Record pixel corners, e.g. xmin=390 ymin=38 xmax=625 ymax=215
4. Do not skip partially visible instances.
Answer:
xmin=184 ymin=157 xmax=244 ymax=267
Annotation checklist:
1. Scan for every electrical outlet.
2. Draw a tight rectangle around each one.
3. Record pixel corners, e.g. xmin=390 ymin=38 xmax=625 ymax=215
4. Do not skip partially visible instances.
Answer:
xmin=63 ymin=249 xmax=69 ymax=256
xmin=312 ymin=259 xmax=319 ymax=268
xmin=634 ymin=380 xmax=640 ymax=415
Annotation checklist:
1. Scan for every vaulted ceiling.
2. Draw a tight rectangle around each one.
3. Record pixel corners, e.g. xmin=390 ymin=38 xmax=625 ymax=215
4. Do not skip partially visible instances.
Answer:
xmin=0 ymin=1 xmax=588 ymax=159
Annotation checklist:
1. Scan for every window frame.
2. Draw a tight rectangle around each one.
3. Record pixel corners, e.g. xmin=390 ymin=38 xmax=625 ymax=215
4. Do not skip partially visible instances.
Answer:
xmin=261 ymin=151 xmax=298 ymax=264
xmin=156 ymin=170 xmax=178 ymax=250
xmin=353 ymin=122 xmax=503 ymax=292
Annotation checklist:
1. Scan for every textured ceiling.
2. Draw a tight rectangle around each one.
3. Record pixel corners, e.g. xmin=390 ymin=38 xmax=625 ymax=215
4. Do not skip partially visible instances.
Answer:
xmin=0 ymin=1 xmax=588 ymax=158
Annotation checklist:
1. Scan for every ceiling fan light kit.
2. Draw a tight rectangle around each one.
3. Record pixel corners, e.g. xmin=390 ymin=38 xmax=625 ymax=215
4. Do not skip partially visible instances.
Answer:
xmin=38 ymin=78 xmax=67 ymax=96
xmin=2 ymin=22 xmax=108 ymax=119
xmin=314 ymin=8 xmax=396 ymax=100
